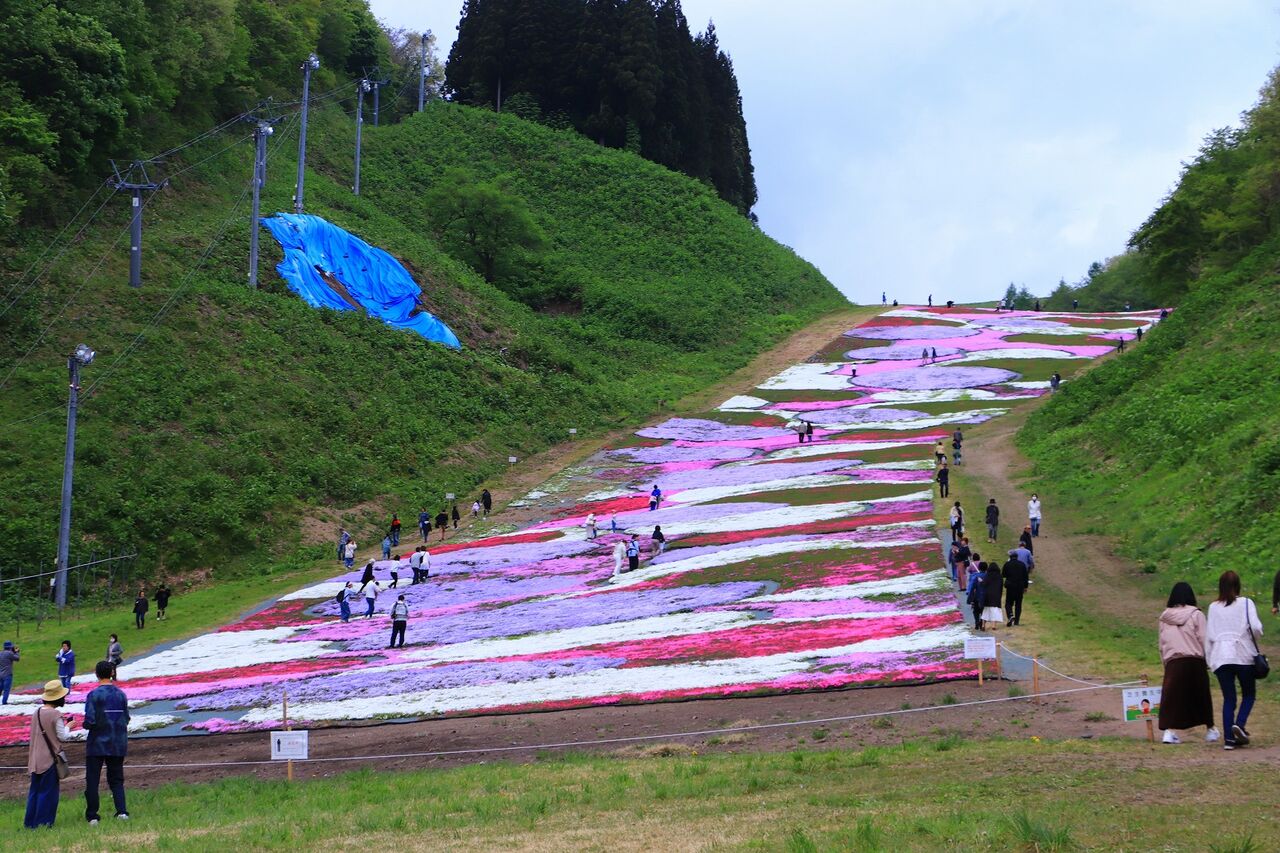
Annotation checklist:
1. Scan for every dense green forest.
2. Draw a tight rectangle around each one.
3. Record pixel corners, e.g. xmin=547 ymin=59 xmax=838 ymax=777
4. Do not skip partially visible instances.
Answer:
xmin=1020 ymin=65 xmax=1280 ymax=592
xmin=444 ymin=0 xmax=757 ymax=216
xmin=0 ymin=93 xmax=842 ymax=577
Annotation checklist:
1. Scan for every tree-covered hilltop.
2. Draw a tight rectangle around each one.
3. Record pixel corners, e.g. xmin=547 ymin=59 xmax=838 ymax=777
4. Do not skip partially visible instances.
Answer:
xmin=1045 ymin=68 xmax=1280 ymax=312
xmin=0 ymin=99 xmax=843 ymax=578
xmin=1021 ymin=65 xmax=1280 ymax=590
xmin=444 ymin=0 xmax=757 ymax=216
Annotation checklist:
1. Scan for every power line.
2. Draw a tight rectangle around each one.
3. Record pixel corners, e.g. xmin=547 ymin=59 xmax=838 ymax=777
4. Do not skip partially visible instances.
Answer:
xmin=81 ymin=113 xmax=301 ymax=403
xmin=1 ymin=179 xmax=112 ymax=303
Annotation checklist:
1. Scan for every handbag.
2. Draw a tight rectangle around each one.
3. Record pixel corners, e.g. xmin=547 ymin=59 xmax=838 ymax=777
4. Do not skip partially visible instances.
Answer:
xmin=1248 ymin=599 xmax=1270 ymax=680
xmin=36 ymin=709 xmax=70 ymax=780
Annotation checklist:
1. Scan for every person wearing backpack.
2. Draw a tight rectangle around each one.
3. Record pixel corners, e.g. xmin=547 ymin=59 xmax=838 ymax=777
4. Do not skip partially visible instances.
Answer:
xmin=336 ymin=583 xmax=353 ymax=623
xmin=389 ymin=596 xmax=409 ymax=648
xmin=966 ymin=562 xmax=986 ymax=630
xmin=626 ymin=535 xmax=641 ymax=572
xmin=652 ymin=525 xmax=666 ymax=555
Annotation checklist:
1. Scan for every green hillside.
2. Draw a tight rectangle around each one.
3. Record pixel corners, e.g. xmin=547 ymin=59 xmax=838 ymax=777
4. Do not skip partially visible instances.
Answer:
xmin=1019 ymin=67 xmax=1280 ymax=593
xmin=0 ymin=101 xmax=845 ymax=579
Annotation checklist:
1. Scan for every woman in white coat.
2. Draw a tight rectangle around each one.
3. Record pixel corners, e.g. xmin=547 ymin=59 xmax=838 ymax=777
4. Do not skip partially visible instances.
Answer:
xmin=1206 ymin=570 xmax=1264 ymax=750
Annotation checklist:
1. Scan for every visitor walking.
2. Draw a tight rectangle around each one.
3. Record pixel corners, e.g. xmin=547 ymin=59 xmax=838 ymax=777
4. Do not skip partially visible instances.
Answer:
xmin=381 ymin=536 xmax=392 ymax=560
xmin=610 ymin=513 xmax=618 ymax=533
xmin=652 ymin=526 xmax=666 ymax=555
xmin=106 ymin=635 xmax=123 ymax=677
xmin=409 ymin=547 xmax=425 ymax=584
xmin=805 ymin=421 xmax=815 ymax=443
xmin=931 ymin=347 xmax=938 ymax=362
xmin=980 ymin=562 xmax=1004 ymax=630
xmin=360 ymin=561 xmax=376 ymax=588
xmin=966 ymin=563 xmax=986 ymax=630
xmin=389 ymin=515 xmax=402 ymax=547
xmin=936 ymin=461 xmax=950 ymax=498
xmin=55 ymin=641 xmax=75 ymax=689
xmin=481 ymin=489 xmax=492 ymax=517
xmin=626 ymin=535 xmax=641 ymax=572
xmin=389 ymin=595 xmax=409 ymax=648
xmin=1001 ymin=554 xmax=1028 ymax=626
xmin=921 ymin=348 xmax=929 ymax=362
xmin=612 ymin=539 xmax=626 ymax=578
xmin=985 ymin=499 xmax=999 ymax=543
xmin=1273 ymin=567 xmax=1280 ymax=615
xmin=83 ymin=660 xmax=130 ymax=823
xmin=953 ymin=445 xmax=963 ymax=466
xmin=419 ymin=509 xmax=431 ymax=542
xmin=1018 ymin=525 xmax=1034 ymax=554
xmin=451 ymin=505 xmax=460 ymax=529
xmin=132 ymin=591 xmax=148 ymax=630
xmin=435 ymin=509 xmax=449 ymax=540
xmin=364 ymin=582 xmax=381 ymax=619
xmin=954 ymin=537 xmax=971 ymax=587
xmin=1136 ymin=326 xmax=1143 ymax=341
xmin=949 ymin=501 xmax=964 ymax=540
xmin=934 ymin=440 xmax=945 ymax=463
xmin=0 ymin=641 xmax=18 ymax=704
xmin=1049 ymin=372 xmax=1061 ymax=392
xmin=1028 ymin=494 xmax=1042 ymax=537
xmin=338 ymin=528 xmax=350 ymax=562
xmin=649 ymin=485 xmax=663 ymax=510
xmin=1007 ymin=543 xmax=1034 ymax=576
xmin=388 ymin=559 xmax=400 ymax=589
xmin=337 ymin=583 xmax=353 ymax=622
xmin=1158 ymin=582 xmax=1217 ymax=744
xmin=882 ymin=291 xmax=886 ymax=305
xmin=952 ymin=428 xmax=963 ymax=448
xmin=585 ymin=512 xmax=598 ymax=540
xmin=1206 ymin=571 xmax=1264 ymax=750
xmin=24 ymin=679 xmax=70 ymax=829
xmin=344 ymin=539 xmax=357 ymax=569
xmin=419 ymin=547 xmax=431 ymax=581
xmin=154 ymin=583 xmax=171 ymax=620
xmin=471 ymin=500 xmax=481 ymax=519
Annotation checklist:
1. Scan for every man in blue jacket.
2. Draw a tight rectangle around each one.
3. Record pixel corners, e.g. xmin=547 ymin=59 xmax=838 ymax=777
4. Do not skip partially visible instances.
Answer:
xmin=83 ymin=660 xmax=130 ymax=824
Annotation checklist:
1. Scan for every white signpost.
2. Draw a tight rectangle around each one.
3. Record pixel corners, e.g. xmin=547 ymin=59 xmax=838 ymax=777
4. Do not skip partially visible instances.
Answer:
xmin=508 ymin=456 xmax=518 ymax=464
xmin=271 ymin=730 xmax=308 ymax=761
xmin=964 ymin=635 xmax=999 ymax=685
xmin=1122 ymin=686 xmax=1162 ymax=742
xmin=445 ymin=493 xmax=455 ymax=500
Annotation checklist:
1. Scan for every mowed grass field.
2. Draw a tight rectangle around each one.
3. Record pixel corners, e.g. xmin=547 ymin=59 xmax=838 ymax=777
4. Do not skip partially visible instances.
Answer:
xmin=1 ymin=738 xmax=1275 ymax=850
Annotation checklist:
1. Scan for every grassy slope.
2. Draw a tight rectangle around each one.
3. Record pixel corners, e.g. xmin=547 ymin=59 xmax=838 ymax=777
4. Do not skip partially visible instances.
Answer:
xmin=1 ymin=739 xmax=1275 ymax=850
xmin=0 ymin=102 xmax=846 ymax=583
xmin=1017 ymin=241 xmax=1280 ymax=596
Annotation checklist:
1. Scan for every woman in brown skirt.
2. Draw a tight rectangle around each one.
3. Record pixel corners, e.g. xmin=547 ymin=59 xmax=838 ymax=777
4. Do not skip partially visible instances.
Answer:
xmin=1157 ymin=581 xmax=1218 ymax=744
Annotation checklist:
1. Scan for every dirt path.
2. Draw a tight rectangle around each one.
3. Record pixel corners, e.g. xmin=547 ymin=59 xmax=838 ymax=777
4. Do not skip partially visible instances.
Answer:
xmin=960 ymin=403 xmax=1150 ymax=625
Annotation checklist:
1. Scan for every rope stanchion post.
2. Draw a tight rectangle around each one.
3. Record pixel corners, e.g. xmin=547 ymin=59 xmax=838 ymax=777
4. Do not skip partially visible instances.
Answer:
xmin=1032 ymin=656 xmax=1040 ymax=699
xmin=1141 ymin=673 xmax=1154 ymax=743
xmin=977 ymin=658 xmax=983 ymax=686
xmin=994 ymin=641 xmax=1002 ymax=679
xmin=283 ymin=690 xmax=293 ymax=782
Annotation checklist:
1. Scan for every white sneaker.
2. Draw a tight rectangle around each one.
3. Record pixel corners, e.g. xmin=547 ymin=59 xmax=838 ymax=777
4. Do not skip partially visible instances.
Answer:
xmin=1206 ymin=728 xmax=1221 ymax=743
xmin=116 ymin=813 xmax=130 ymax=820
xmin=88 ymin=819 xmax=99 ymax=826
xmin=1161 ymin=730 xmax=1180 ymax=744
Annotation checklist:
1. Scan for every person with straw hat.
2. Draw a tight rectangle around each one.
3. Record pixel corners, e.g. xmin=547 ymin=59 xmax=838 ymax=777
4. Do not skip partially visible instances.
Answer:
xmin=25 ymin=679 xmax=70 ymax=828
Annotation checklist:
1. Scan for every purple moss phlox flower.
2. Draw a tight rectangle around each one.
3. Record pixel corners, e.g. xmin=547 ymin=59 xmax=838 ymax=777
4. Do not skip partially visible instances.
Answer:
xmin=609 ymin=445 xmax=758 ymax=464
xmin=178 ymin=656 xmax=627 ymax=711
xmin=797 ymin=406 xmax=932 ymax=424
xmin=849 ymin=366 xmax=1018 ymax=391
xmin=637 ymin=418 xmax=795 ymax=442
xmin=844 ymin=345 xmax=963 ymax=360
xmin=847 ymin=325 xmax=980 ymax=341
xmin=332 ymin=581 xmax=769 ymax=651
xmin=654 ymin=459 xmax=864 ymax=490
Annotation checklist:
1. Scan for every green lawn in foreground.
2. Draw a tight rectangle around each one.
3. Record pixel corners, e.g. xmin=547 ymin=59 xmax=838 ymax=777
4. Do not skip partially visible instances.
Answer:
xmin=1 ymin=739 xmax=1275 ymax=850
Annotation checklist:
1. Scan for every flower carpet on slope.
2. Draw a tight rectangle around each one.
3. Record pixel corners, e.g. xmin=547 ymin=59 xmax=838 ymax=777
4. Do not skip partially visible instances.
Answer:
xmin=0 ymin=308 xmax=1160 ymax=742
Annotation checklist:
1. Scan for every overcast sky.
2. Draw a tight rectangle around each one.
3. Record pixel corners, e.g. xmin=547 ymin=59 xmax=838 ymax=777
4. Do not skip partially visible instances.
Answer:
xmin=368 ymin=1 xmax=1280 ymax=304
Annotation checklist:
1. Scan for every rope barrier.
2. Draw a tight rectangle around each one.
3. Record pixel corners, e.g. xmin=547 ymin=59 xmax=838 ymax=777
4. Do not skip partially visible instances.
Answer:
xmin=0 ymin=679 xmax=1140 ymax=773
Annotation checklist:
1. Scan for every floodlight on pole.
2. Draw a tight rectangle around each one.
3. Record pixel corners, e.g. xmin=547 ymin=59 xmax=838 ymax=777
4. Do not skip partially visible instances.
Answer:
xmin=55 ymin=343 xmax=95 ymax=609
xmin=293 ymin=53 xmax=320 ymax=215
xmin=418 ymin=32 xmax=429 ymax=112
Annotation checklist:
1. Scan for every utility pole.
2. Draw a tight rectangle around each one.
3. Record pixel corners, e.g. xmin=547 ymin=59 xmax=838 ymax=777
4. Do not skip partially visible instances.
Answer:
xmin=109 ymin=161 xmax=163 ymax=288
xmin=294 ymin=53 xmax=320 ymax=215
xmin=354 ymin=78 xmax=371 ymax=195
xmin=418 ymin=32 xmax=429 ymax=112
xmin=248 ymin=118 xmax=277 ymax=288
xmin=55 ymin=344 xmax=95 ymax=609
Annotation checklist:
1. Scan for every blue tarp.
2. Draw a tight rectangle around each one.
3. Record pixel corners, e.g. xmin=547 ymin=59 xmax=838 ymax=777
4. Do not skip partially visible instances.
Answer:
xmin=261 ymin=213 xmax=462 ymax=349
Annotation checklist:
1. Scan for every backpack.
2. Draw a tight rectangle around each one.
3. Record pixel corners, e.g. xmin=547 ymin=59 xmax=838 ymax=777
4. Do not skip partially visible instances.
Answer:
xmin=335 ymin=589 xmax=346 ymax=603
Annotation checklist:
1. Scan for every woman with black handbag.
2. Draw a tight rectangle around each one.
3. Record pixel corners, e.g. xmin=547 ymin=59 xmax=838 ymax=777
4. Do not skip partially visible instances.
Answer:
xmin=25 ymin=679 xmax=71 ymax=828
xmin=1206 ymin=571 xmax=1266 ymax=750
